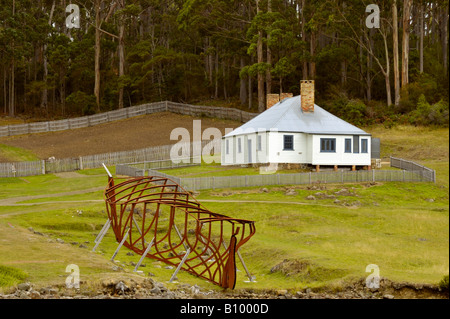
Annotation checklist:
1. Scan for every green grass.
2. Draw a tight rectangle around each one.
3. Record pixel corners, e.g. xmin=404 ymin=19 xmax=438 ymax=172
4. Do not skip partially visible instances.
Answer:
xmin=0 ymin=125 xmax=447 ymax=292
xmin=0 ymin=265 xmax=28 ymax=288
xmin=0 ymin=144 xmax=40 ymax=162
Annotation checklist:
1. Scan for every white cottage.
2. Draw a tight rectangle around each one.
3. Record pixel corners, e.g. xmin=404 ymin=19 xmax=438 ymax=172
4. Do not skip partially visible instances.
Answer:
xmin=221 ymin=81 xmax=372 ymax=171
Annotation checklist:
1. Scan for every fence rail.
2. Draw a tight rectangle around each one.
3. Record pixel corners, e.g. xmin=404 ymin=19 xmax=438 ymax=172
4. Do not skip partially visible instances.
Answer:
xmin=0 ymin=101 xmax=257 ymax=138
xmin=390 ymin=156 xmax=436 ymax=183
xmin=115 ymin=162 xmax=435 ymax=191
xmin=0 ymin=140 xmax=219 ymax=177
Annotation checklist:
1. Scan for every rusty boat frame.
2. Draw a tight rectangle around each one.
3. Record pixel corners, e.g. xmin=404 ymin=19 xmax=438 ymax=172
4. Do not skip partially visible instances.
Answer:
xmin=95 ymin=169 xmax=255 ymax=289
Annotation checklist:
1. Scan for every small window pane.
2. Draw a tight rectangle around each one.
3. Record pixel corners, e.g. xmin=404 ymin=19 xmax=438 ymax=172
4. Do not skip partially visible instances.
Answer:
xmin=238 ymin=138 xmax=242 ymax=153
xmin=345 ymin=139 xmax=352 ymax=153
xmin=353 ymin=136 xmax=359 ymax=153
xmin=320 ymin=138 xmax=336 ymax=152
xmin=226 ymin=140 xmax=229 ymax=154
xmin=284 ymin=135 xmax=294 ymax=150
xmin=257 ymin=135 xmax=262 ymax=151
xmin=361 ymin=139 xmax=368 ymax=153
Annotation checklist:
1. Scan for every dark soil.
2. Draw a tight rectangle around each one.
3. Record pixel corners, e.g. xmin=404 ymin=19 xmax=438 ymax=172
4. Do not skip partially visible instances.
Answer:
xmin=0 ymin=112 xmax=240 ymax=161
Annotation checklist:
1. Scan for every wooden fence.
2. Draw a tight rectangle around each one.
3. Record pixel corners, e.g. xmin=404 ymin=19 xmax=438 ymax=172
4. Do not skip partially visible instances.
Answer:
xmin=116 ymin=162 xmax=436 ymax=191
xmin=390 ymin=156 xmax=436 ymax=183
xmin=0 ymin=140 xmax=219 ymax=177
xmin=0 ymin=101 xmax=257 ymax=138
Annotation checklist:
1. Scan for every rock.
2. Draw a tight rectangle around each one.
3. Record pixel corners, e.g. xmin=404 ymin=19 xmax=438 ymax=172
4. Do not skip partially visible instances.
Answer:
xmin=190 ymin=285 xmax=200 ymax=294
xmin=126 ymin=252 xmax=134 ymax=256
xmin=56 ymin=238 xmax=65 ymax=244
xmin=285 ymin=189 xmax=297 ymax=196
xmin=383 ymin=294 xmax=395 ymax=299
xmin=79 ymin=244 xmax=88 ymax=249
xmin=261 ymin=188 xmax=269 ymax=193
xmin=29 ymin=290 xmax=41 ymax=299
xmin=164 ymin=265 xmax=174 ymax=270
xmin=425 ymin=198 xmax=435 ymax=202
xmin=351 ymin=200 xmax=362 ymax=207
xmin=314 ymin=192 xmax=324 ymax=197
xmin=306 ymin=195 xmax=316 ymax=200
xmin=150 ymin=287 xmax=161 ymax=294
xmin=115 ymin=281 xmax=129 ymax=294
xmin=17 ymin=282 xmax=31 ymax=291
xmin=276 ymin=289 xmax=288 ymax=295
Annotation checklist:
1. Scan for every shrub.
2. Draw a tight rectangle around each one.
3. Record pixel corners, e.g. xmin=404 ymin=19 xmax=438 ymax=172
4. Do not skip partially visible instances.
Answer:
xmin=439 ymin=275 xmax=449 ymax=291
xmin=408 ymin=94 xmax=449 ymax=126
xmin=66 ymin=91 xmax=97 ymax=116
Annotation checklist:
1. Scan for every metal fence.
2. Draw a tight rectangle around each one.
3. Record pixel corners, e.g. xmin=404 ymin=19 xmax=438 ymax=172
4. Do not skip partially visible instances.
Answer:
xmin=116 ymin=162 xmax=436 ymax=191
xmin=0 ymin=101 xmax=257 ymax=138
xmin=390 ymin=156 xmax=436 ymax=183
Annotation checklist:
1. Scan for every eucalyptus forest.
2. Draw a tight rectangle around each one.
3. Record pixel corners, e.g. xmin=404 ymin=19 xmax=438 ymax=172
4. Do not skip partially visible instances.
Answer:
xmin=0 ymin=0 xmax=448 ymax=127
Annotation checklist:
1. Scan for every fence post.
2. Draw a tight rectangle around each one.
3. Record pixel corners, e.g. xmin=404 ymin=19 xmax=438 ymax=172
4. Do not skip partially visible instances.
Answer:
xmin=41 ymin=160 xmax=46 ymax=175
xmin=79 ymin=156 xmax=83 ymax=170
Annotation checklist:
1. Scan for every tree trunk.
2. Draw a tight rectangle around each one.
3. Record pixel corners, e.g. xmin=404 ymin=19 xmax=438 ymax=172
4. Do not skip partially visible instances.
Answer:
xmin=41 ymin=0 xmax=55 ymax=112
xmin=9 ymin=0 xmax=15 ymax=117
xmin=239 ymin=57 xmax=247 ymax=105
xmin=382 ymin=32 xmax=392 ymax=106
xmin=3 ymin=71 xmax=7 ymax=114
xmin=393 ymin=0 xmax=400 ymax=106
xmin=401 ymin=0 xmax=413 ymax=88
xmin=214 ymin=48 xmax=219 ymax=99
xmin=266 ymin=0 xmax=272 ymax=94
xmin=441 ymin=5 xmax=449 ymax=74
xmin=309 ymin=31 xmax=316 ymax=79
xmin=94 ymin=0 xmax=101 ymax=111
xmin=419 ymin=3 xmax=424 ymax=73
xmin=118 ymin=16 xmax=125 ymax=109
xmin=256 ymin=0 xmax=265 ymax=112
xmin=301 ymin=0 xmax=308 ymax=80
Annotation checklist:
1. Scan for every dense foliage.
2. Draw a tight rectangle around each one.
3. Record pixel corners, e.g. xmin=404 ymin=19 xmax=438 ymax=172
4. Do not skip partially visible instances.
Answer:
xmin=0 ymin=0 xmax=448 ymax=127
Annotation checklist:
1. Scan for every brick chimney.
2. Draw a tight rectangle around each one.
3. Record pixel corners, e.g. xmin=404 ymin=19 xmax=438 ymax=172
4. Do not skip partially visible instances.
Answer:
xmin=266 ymin=94 xmax=280 ymax=109
xmin=300 ymin=80 xmax=314 ymax=113
xmin=280 ymin=92 xmax=293 ymax=101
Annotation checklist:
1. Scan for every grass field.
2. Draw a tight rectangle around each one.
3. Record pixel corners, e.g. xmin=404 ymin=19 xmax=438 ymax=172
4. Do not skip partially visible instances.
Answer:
xmin=0 ymin=124 xmax=448 ymax=293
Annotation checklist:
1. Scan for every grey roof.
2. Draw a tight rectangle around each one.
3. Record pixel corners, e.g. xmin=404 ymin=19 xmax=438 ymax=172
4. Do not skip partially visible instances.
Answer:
xmin=224 ymin=95 xmax=370 ymax=138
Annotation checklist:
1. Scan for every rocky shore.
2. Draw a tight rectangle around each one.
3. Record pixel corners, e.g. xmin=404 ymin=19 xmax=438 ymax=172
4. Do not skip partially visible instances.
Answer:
xmin=1 ymin=276 xmax=447 ymax=300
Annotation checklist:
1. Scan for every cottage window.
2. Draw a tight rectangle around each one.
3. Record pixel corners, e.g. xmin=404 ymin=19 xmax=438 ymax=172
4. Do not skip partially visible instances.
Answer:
xmin=257 ymin=135 xmax=262 ymax=151
xmin=320 ymin=138 xmax=336 ymax=153
xmin=283 ymin=135 xmax=294 ymax=150
xmin=345 ymin=139 xmax=352 ymax=153
xmin=361 ymin=139 xmax=368 ymax=153
xmin=226 ymin=140 xmax=229 ymax=155
xmin=238 ymin=138 xmax=242 ymax=153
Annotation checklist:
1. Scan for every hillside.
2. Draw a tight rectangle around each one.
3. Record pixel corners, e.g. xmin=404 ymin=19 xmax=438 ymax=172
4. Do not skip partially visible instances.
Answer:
xmin=0 ymin=112 xmax=241 ymax=162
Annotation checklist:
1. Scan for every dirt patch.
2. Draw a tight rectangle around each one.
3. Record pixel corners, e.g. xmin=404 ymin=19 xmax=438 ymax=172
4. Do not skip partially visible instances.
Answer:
xmin=0 ymin=112 xmax=240 ymax=161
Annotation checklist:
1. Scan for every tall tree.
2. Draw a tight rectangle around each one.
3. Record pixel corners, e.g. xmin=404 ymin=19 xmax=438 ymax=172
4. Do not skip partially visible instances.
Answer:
xmin=402 ymin=0 xmax=413 ymax=87
xmin=393 ymin=0 xmax=400 ymax=106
